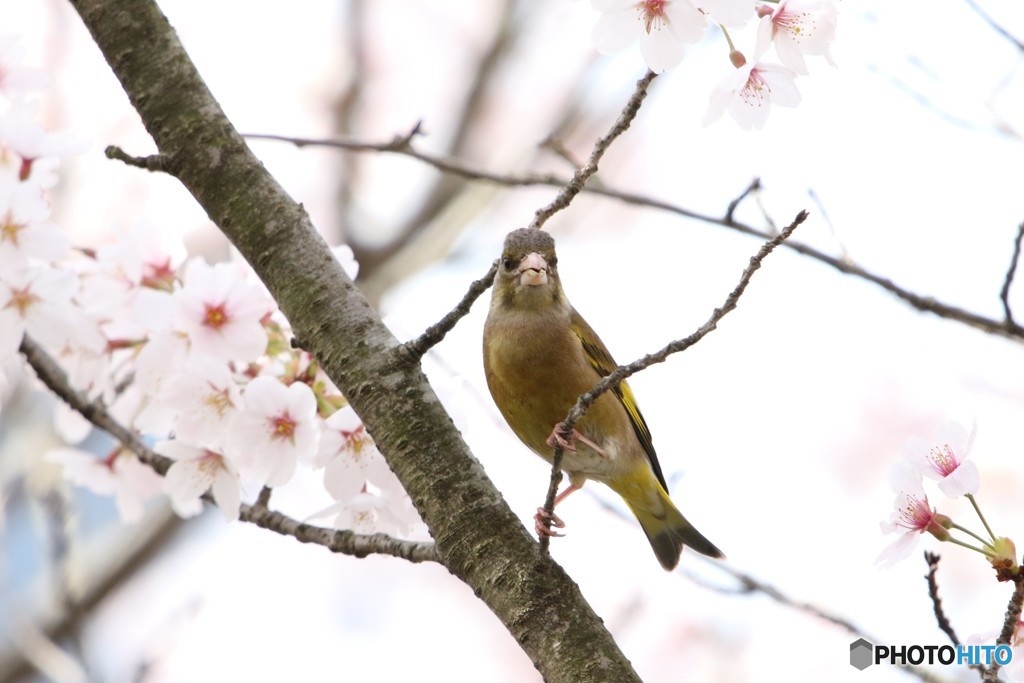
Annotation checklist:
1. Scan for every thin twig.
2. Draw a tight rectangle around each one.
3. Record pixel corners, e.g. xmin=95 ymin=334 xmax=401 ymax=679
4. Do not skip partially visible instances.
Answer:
xmin=247 ymin=131 xmax=1024 ymax=344
xmin=538 ymin=210 xmax=807 ymax=544
xmin=1000 ymin=222 xmax=1024 ymax=325
xmin=925 ymin=552 xmax=962 ymax=647
xmin=105 ymin=145 xmax=170 ymax=173
xmin=724 ymin=177 xmax=761 ymax=224
xmin=19 ymin=334 xmax=439 ymax=564
xmin=964 ymin=0 xmax=1024 ymax=53
xmin=403 ymin=261 xmax=498 ymax=359
xmin=692 ymin=558 xmax=957 ymax=683
xmin=528 ymin=70 xmax=656 ymax=231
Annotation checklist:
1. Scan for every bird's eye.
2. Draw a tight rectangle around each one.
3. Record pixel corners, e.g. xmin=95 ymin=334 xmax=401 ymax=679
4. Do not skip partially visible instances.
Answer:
xmin=502 ymin=257 xmax=518 ymax=271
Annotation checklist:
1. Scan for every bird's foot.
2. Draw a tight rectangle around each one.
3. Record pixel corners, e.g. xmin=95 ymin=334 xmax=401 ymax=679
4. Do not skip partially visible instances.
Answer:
xmin=546 ymin=423 xmax=609 ymax=458
xmin=535 ymin=507 xmax=566 ymax=537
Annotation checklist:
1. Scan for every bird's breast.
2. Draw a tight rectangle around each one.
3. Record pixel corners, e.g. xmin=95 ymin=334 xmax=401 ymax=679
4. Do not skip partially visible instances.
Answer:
xmin=483 ymin=307 xmax=640 ymax=484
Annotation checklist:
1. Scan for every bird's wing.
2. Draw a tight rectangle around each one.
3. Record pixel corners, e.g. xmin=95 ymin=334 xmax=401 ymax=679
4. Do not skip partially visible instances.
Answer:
xmin=569 ymin=310 xmax=670 ymax=492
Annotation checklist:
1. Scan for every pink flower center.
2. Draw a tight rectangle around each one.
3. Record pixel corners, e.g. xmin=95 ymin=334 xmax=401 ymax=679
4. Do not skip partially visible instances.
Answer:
xmin=270 ymin=412 xmax=297 ymax=442
xmin=927 ymin=444 xmax=959 ymax=477
xmin=774 ymin=9 xmax=813 ymax=38
xmin=4 ymin=285 xmax=38 ymax=316
xmin=204 ymin=384 xmax=235 ymax=417
xmin=203 ymin=302 xmax=230 ymax=330
xmin=896 ymin=493 xmax=935 ymax=533
xmin=639 ymin=0 xmax=668 ymax=34
xmin=740 ymin=68 xmax=770 ymax=108
xmin=142 ymin=257 xmax=176 ymax=290
xmin=1 ymin=212 xmax=23 ymax=245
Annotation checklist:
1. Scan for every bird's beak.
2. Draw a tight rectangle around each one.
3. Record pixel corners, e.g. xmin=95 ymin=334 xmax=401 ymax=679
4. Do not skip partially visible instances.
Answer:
xmin=517 ymin=252 xmax=549 ymax=287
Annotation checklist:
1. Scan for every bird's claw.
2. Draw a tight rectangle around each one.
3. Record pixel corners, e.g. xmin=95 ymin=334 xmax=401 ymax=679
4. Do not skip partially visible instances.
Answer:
xmin=546 ymin=423 xmax=578 ymax=453
xmin=546 ymin=422 xmax=609 ymax=458
xmin=535 ymin=507 xmax=566 ymax=538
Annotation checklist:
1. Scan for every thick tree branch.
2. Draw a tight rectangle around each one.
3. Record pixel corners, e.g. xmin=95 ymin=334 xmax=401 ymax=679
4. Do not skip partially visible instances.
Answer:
xmin=67 ymin=1 xmax=641 ymax=679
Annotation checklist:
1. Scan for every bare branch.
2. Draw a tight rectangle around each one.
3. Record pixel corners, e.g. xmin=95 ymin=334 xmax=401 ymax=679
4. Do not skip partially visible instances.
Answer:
xmin=984 ymin=577 xmax=1024 ymax=683
xmin=528 ymin=70 xmax=657 ymax=231
xmin=964 ymin=0 xmax=1024 ymax=53
xmin=695 ymin=558 xmax=958 ymax=683
xmin=1000 ymin=222 xmax=1024 ymax=325
xmin=402 ymin=261 xmax=498 ymax=359
xmin=925 ymin=552 xmax=962 ymax=647
xmin=248 ymin=129 xmax=1024 ymax=344
xmin=104 ymin=144 xmax=169 ymax=173
xmin=539 ymin=210 xmax=807 ymax=545
xmin=724 ymin=176 xmax=761 ymax=224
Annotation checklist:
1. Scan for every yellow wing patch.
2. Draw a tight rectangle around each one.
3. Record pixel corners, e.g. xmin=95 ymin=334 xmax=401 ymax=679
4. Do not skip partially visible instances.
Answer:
xmin=569 ymin=312 xmax=669 ymax=493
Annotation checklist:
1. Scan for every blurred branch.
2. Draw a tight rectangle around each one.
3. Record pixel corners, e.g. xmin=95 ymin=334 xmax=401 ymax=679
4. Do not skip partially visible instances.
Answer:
xmin=330 ymin=0 xmax=368 ymax=233
xmin=344 ymin=0 xmax=522 ymax=284
xmin=248 ymin=130 xmax=1024 ymax=344
xmin=964 ymin=0 xmax=1024 ymax=53
xmin=0 ymin=508 xmax=184 ymax=683
xmin=1000 ymin=222 xmax=1024 ymax=325
xmin=538 ymin=210 xmax=806 ymax=547
xmin=19 ymin=335 xmax=439 ymax=564
xmin=699 ymin=558 xmax=957 ymax=683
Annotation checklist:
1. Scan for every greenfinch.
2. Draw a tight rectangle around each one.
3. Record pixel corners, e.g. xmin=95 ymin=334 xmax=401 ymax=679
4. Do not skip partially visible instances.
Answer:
xmin=482 ymin=228 xmax=723 ymax=570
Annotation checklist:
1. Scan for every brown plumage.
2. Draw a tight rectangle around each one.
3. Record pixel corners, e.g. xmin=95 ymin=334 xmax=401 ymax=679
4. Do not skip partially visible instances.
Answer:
xmin=482 ymin=228 xmax=723 ymax=570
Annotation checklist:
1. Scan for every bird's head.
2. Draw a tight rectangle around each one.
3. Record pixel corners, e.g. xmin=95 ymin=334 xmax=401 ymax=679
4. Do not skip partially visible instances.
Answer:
xmin=491 ymin=228 xmax=565 ymax=311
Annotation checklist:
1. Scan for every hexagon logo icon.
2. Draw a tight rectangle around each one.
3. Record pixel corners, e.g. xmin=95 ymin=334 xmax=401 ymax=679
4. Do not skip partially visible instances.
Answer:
xmin=850 ymin=638 xmax=874 ymax=670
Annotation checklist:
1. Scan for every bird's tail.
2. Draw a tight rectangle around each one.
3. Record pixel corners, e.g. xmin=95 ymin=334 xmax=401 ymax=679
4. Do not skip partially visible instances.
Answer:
xmin=617 ymin=478 xmax=724 ymax=571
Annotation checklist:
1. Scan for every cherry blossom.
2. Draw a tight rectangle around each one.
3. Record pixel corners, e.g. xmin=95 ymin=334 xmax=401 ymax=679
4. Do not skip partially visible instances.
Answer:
xmin=877 ymin=463 xmax=951 ymax=567
xmin=316 ymin=405 xmax=396 ymax=502
xmin=0 ymin=265 xmax=79 ymax=359
xmin=172 ymin=258 xmax=271 ymax=363
xmin=755 ymin=0 xmax=837 ymax=75
xmin=0 ymin=100 xmax=86 ymax=187
xmin=46 ymin=447 xmax=164 ymax=523
xmin=0 ymin=180 xmax=68 ymax=270
xmin=225 ymin=376 xmax=320 ymax=487
xmin=592 ymin=0 xmax=707 ymax=73
xmin=902 ymin=420 xmax=980 ymax=498
xmin=0 ymin=35 xmax=50 ymax=97
xmin=156 ymin=439 xmax=241 ymax=521
xmin=703 ymin=59 xmax=800 ymax=129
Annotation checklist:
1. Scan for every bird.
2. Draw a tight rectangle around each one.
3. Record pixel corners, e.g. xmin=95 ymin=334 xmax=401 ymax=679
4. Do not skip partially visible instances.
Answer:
xmin=482 ymin=227 xmax=723 ymax=571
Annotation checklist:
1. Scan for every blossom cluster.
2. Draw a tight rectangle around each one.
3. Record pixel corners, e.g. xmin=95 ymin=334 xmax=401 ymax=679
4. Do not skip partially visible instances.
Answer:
xmin=0 ymin=36 xmax=421 ymax=536
xmin=589 ymin=0 xmax=839 ymax=129
xmin=878 ymin=420 xmax=1017 ymax=579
